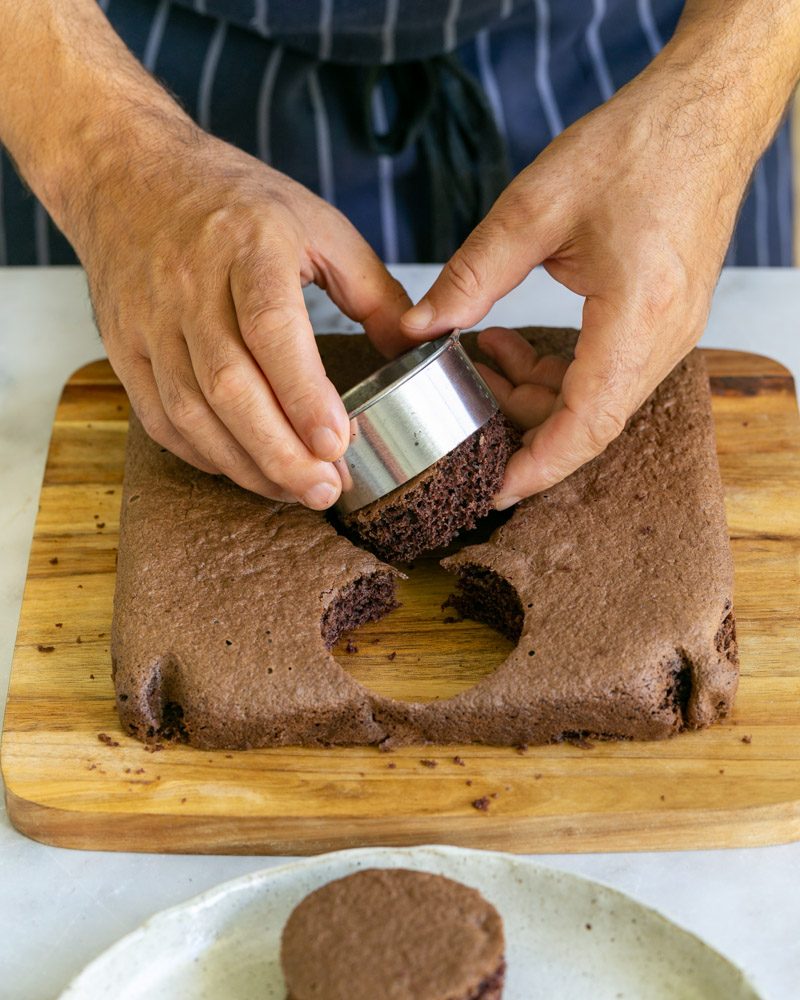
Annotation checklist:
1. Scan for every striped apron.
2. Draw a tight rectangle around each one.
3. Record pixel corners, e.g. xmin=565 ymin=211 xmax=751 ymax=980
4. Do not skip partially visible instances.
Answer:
xmin=0 ymin=0 xmax=793 ymax=266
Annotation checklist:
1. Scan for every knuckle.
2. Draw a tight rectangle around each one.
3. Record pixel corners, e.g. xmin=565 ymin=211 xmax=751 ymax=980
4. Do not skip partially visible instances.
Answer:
xmin=205 ymin=439 xmax=249 ymax=478
xmin=261 ymin=440 xmax=304 ymax=484
xmin=136 ymin=408 xmax=174 ymax=450
xmin=277 ymin=381 xmax=323 ymax=421
xmin=581 ymin=401 xmax=628 ymax=452
xmin=641 ymin=283 xmax=677 ymax=326
xmin=637 ymin=257 xmax=689 ymax=326
xmin=203 ymin=359 xmax=252 ymax=410
xmin=162 ymin=392 xmax=205 ymax=434
xmin=443 ymin=250 xmax=485 ymax=301
xmin=239 ymin=302 xmax=298 ymax=353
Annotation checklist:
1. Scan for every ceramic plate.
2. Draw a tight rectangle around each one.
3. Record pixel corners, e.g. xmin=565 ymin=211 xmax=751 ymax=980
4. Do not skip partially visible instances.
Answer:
xmin=60 ymin=845 xmax=759 ymax=1000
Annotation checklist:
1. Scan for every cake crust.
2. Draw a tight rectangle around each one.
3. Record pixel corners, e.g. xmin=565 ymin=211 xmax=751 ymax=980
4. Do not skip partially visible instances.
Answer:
xmin=280 ymin=868 xmax=505 ymax=1000
xmin=111 ymin=330 xmax=738 ymax=749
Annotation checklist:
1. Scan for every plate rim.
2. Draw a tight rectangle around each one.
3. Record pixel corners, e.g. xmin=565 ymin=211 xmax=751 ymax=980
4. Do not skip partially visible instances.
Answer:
xmin=59 ymin=844 xmax=760 ymax=999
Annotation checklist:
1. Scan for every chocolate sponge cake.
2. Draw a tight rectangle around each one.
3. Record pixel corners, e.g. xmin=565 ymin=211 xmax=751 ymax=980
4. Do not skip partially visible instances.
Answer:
xmin=339 ymin=410 xmax=519 ymax=562
xmin=111 ymin=330 xmax=738 ymax=749
xmin=280 ymin=868 xmax=505 ymax=1000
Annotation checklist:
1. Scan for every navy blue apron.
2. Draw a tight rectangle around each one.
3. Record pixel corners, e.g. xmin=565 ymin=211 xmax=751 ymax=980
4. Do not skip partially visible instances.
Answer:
xmin=0 ymin=0 xmax=792 ymax=266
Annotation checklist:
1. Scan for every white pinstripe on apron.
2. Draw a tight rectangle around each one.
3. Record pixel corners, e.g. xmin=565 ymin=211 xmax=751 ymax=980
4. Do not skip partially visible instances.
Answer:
xmin=0 ymin=0 xmax=792 ymax=266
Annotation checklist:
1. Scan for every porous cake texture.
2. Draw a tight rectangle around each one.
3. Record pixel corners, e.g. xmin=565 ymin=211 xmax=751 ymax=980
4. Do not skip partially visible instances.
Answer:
xmin=280 ymin=868 xmax=505 ymax=1000
xmin=340 ymin=410 xmax=519 ymax=562
xmin=111 ymin=330 xmax=738 ymax=749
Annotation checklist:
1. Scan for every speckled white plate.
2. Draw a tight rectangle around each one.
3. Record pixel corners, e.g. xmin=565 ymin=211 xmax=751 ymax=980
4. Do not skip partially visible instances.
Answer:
xmin=60 ymin=845 xmax=759 ymax=1000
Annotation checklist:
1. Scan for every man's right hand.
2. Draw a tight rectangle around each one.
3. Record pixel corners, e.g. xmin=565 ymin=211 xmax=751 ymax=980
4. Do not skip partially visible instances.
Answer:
xmin=0 ymin=1 xmax=412 ymax=508
xmin=78 ymin=128 xmax=412 ymax=508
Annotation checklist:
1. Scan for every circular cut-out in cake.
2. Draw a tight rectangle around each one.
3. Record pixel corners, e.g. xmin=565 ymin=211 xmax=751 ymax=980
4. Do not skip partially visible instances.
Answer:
xmin=326 ymin=559 xmax=521 ymax=704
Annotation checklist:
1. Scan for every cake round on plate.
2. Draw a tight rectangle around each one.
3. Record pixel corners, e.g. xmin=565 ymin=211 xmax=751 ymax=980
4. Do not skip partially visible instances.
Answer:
xmin=280 ymin=867 xmax=506 ymax=1000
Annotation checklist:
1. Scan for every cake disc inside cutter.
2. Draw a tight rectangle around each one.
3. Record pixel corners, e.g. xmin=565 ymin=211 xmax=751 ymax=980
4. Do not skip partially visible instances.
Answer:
xmin=335 ymin=331 xmax=498 ymax=514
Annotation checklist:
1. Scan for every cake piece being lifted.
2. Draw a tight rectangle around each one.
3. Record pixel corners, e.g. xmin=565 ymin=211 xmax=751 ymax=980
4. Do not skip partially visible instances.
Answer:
xmin=339 ymin=410 xmax=518 ymax=563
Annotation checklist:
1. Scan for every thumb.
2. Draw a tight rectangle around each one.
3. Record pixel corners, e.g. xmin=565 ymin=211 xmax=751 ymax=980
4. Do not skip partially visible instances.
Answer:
xmin=399 ymin=187 xmax=557 ymax=339
xmin=496 ymin=294 xmax=658 ymax=504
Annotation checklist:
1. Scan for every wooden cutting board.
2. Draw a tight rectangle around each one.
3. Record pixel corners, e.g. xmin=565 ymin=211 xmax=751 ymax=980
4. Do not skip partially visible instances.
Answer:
xmin=3 ymin=350 xmax=800 ymax=855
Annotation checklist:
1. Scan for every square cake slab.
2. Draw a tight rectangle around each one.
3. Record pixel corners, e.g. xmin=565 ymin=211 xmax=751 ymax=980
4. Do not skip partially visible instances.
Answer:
xmin=2 ymin=340 xmax=800 ymax=854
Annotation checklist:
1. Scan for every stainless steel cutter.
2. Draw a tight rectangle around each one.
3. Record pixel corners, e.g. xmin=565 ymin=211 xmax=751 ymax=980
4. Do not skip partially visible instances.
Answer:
xmin=335 ymin=331 xmax=498 ymax=514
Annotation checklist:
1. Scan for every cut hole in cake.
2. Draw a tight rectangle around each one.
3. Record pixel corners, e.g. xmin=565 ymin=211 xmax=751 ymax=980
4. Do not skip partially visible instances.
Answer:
xmin=328 ymin=559 xmax=521 ymax=703
xmin=443 ymin=563 xmax=524 ymax=643
xmin=321 ymin=571 xmax=400 ymax=649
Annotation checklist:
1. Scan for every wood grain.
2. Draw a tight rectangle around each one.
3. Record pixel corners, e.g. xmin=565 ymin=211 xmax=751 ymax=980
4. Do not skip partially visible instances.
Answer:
xmin=2 ymin=350 xmax=800 ymax=854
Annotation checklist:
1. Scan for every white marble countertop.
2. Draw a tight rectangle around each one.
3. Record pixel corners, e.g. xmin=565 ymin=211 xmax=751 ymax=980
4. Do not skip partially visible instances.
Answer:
xmin=1 ymin=266 xmax=799 ymax=1000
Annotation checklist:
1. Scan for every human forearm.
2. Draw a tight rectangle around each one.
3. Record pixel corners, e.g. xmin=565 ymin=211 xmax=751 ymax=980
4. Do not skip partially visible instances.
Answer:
xmin=0 ymin=0 xmax=193 ymax=243
xmin=0 ymin=1 xmax=414 ymax=507
xmin=654 ymin=0 xmax=800 ymax=166
xmin=400 ymin=0 xmax=800 ymax=503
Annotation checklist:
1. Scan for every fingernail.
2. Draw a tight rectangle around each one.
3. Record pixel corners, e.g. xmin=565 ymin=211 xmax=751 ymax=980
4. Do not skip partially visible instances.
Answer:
xmin=494 ymin=495 xmax=521 ymax=512
xmin=310 ymin=426 xmax=345 ymax=462
xmin=402 ymin=300 xmax=435 ymax=331
xmin=303 ymin=481 xmax=339 ymax=510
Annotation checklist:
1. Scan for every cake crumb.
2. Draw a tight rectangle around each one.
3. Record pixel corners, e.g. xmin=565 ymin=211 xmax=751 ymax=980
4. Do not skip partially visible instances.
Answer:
xmin=181 ymin=797 xmax=187 ymax=804
xmin=387 ymin=762 xmax=397 ymax=769
xmin=345 ymin=639 xmax=358 ymax=654
xmin=387 ymin=651 xmax=397 ymax=661
xmin=96 ymin=522 xmax=105 ymax=529
xmin=489 ymin=792 xmax=499 ymax=799
xmin=586 ymin=923 xmax=592 ymax=931
xmin=97 ymin=732 xmax=120 ymax=747
xmin=76 ymin=636 xmax=82 ymax=644
xmin=453 ymin=756 xmax=466 ymax=767
xmin=144 ymin=743 xmax=164 ymax=753
xmin=563 ymin=733 xmax=595 ymax=750
xmin=516 ymin=743 xmax=528 ymax=755
xmin=37 ymin=644 xmax=55 ymax=653
xmin=55 ymin=622 xmax=63 ymax=628
xmin=135 ymin=768 xmax=145 ymax=774
xmin=741 ymin=734 xmax=752 ymax=744
xmin=49 ymin=556 xmax=59 ymax=565
xmin=660 ymin=794 xmax=666 ymax=801
xmin=472 ymin=797 xmax=490 ymax=811
xmin=420 ymin=759 xmax=437 ymax=768
xmin=534 ymin=773 xmax=543 ymax=780
xmin=89 ymin=673 xmax=95 ymax=679
xmin=465 ymin=779 xmax=473 ymax=786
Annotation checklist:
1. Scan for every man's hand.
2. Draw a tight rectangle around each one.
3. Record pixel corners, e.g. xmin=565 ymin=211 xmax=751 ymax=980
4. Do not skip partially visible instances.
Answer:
xmin=401 ymin=0 xmax=800 ymax=508
xmin=78 ymin=129 xmax=411 ymax=507
xmin=0 ymin=1 xmax=411 ymax=508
